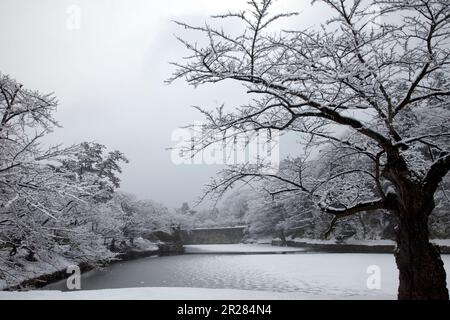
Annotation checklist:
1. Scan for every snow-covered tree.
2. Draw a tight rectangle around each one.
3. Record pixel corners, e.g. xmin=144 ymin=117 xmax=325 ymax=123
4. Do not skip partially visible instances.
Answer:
xmin=179 ymin=202 xmax=194 ymax=215
xmin=60 ymin=142 xmax=128 ymax=202
xmin=220 ymin=190 xmax=252 ymax=222
xmin=0 ymin=73 xmax=95 ymax=258
xmin=171 ymin=0 xmax=450 ymax=299
xmin=0 ymin=73 xmax=136 ymax=283
xmin=245 ymin=197 xmax=286 ymax=239
xmin=90 ymin=192 xmax=173 ymax=248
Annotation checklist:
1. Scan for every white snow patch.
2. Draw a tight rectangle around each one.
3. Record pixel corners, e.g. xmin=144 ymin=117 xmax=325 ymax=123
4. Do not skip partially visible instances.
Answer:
xmin=287 ymin=238 xmax=450 ymax=247
xmin=432 ymin=239 xmax=450 ymax=247
xmin=132 ymin=237 xmax=159 ymax=251
xmin=0 ymin=287 xmax=388 ymax=300
xmin=342 ymin=239 xmax=395 ymax=246
xmin=287 ymin=238 xmax=395 ymax=246
xmin=184 ymin=244 xmax=305 ymax=253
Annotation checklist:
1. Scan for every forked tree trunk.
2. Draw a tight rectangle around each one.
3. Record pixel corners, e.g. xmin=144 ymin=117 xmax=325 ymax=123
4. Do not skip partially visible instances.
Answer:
xmin=394 ymin=199 xmax=449 ymax=300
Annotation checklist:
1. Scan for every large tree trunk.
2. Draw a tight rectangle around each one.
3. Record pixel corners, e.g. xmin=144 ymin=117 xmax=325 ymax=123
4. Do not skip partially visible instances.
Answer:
xmin=394 ymin=199 xmax=448 ymax=300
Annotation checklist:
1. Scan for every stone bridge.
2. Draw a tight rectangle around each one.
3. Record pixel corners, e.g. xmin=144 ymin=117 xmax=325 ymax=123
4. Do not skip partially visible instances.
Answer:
xmin=180 ymin=226 xmax=247 ymax=244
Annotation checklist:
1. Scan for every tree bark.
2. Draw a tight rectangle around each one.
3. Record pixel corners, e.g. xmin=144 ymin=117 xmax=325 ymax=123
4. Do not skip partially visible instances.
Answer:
xmin=395 ymin=199 xmax=449 ymax=300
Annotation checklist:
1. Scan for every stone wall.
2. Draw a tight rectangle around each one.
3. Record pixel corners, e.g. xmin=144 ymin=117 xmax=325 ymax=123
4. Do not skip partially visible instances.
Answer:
xmin=180 ymin=227 xmax=246 ymax=244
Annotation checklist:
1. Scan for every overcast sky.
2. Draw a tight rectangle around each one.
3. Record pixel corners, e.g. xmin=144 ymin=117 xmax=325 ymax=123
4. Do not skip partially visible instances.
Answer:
xmin=0 ymin=0 xmax=333 ymax=208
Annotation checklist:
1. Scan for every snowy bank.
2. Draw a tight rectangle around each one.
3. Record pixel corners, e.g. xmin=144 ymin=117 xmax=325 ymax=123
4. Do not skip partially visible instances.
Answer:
xmin=272 ymin=238 xmax=450 ymax=254
xmin=285 ymin=238 xmax=396 ymax=246
xmin=0 ymin=238 xmax=161 ymax=291
xmin=0 ymin=287 xmax=394 ymax=300
xmin=184 ymin=244 xmax=305 ymax=254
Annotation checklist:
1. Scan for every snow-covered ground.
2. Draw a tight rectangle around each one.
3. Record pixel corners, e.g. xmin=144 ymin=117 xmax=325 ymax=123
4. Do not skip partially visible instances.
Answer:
xmin=0 ymin=249 xmax=85 ymax=291
xmin=0 ymin=287 xmax=381 ymax=300
xmin=184 ymin=244 xmax=305 ymax=253
xmin=431 ymin=239 xmax=450 ymax=247
xmin=130 ymin=238 xmax=159 ymax=251
xmin=285 ymin=238 xmax=396 ymax=246
xmin=0 ymin=238 xmax=158 ymax=290
xmin=283 ymin=238 xmax=450 ymax=247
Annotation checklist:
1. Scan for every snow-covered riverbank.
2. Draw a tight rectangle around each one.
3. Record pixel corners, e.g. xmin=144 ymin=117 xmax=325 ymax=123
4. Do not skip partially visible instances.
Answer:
xmin=0 ymin=238 xmax=160 ymax=291
xmin=0 ymin=287 xmax=393 ymax=300
xmin=271 ymin=238 xmax=450 ymax=254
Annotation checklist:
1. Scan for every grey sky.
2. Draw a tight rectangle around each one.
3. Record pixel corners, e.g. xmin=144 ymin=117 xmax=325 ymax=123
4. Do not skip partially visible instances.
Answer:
xmin=0 ymin=0 xmax=332 ymax=208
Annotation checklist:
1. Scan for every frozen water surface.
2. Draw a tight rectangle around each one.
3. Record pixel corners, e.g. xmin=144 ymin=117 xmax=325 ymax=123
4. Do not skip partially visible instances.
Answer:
xmin=40 ymin=245 xmax=450 ymax=299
